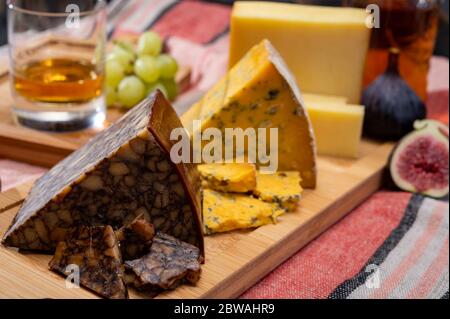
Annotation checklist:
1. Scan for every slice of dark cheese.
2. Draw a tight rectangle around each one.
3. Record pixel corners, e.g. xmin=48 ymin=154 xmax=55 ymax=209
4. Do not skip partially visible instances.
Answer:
xmin=116 ymin=213 xmax=155 ymax=260
xmin=124 ymin=232 xmax=202 ymax=293
xmin=2 ymin=90 xmax=204 ymax=257
xmin=49 ymin=225 xmax=128 ymax=299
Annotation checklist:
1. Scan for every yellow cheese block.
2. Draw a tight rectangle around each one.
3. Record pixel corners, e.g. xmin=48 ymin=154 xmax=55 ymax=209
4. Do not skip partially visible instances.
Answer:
xmin=255 ymin=171 xmax=302 ymax=212
xmin=229 ymin=1 xmax=370 ymax=103
xmin=306 ymin=102 xmax=365 ymax=158
xmin=197 ymin=163 xmax=256 ymax=193
xmin=181 ymin=39 xmax=317 ymax=188
xmin=202 ymin=189 xmax=284 ymax=234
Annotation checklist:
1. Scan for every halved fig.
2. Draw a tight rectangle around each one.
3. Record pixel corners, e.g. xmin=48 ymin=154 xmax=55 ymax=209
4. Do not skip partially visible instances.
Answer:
xmin=389 ymin=120 xmax=449 ymax=198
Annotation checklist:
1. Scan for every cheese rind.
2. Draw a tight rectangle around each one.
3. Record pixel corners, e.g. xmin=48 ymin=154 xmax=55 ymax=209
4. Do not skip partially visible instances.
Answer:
xmin=197 ymin=163 xmax=256 ymax=193
xmin=255 ymin=171 xmax=302 ymax=211
xmin=2 ymin=91 xmax=204 ymax=256
xmin=306 ymin=102 xmax=364 ymax=158
xmin=203 ymin=189 xmax=283 ymax=234
xmin=229 ymin=1 xmax=370 ymax=103
xmin=182 ymin=39 xmax=317 ymax=188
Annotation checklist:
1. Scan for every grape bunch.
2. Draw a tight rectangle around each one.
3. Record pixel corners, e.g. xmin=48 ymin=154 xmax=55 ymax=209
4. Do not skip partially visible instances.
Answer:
xmin=105 ymin=31 xmax=179 ymax=109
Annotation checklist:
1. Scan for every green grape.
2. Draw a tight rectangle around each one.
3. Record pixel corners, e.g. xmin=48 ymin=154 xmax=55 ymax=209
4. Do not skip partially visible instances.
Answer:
xmin=146 ymin=82 xmax=168 ymax=99
xmin=112 ymin=44 xmax=136 ymax=58
xmin=160 ymin=78 xmax=178 ymax=100
xmin=107 ymin=48 xmax=134 ymax=73
xmin=155 ymin=54 xmax=178 ymax=79
xmin=117 ymin=76 xmax=146 ymax=108
xmin=134 ymin=55 xmax=160 ymax=83
xmin=137 ymin=31 xmax=162 ymax=56
xmin=112 ymin=40 xmax=135 ymax=54
xmin=105 ymin=59 xmax=125 ymax=88
xmin=105 ymin=86 xmax=117 ymax=106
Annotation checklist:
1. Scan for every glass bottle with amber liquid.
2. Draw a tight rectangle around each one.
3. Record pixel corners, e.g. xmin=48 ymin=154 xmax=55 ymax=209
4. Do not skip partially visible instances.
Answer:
xmin=343 ymin=0 xmax=441 ymax=102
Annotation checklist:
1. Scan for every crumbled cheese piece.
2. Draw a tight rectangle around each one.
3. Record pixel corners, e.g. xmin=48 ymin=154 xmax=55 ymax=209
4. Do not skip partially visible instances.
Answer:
xmin=255 ymin=171 xmax=302 ymax=211
xmin=203 ymin=189 xmax=284 ymax=234
xmin=197 ymin=163 xmax=256 ymax=193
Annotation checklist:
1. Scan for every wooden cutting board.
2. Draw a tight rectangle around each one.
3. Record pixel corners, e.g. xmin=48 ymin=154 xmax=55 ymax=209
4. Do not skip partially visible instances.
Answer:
xmin=0 ymin=140 xmax=394 ymax=299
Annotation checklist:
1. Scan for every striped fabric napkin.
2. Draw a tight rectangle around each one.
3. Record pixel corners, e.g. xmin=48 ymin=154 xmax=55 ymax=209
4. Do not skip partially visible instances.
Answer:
xmin=242 ymin=193 xmax=448 ymax=299
xmin=0 ymin=0 xmax=448 ymax=299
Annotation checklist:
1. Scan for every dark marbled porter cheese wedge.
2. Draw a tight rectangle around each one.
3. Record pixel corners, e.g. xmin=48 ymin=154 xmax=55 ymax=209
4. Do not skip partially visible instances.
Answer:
xmin=2 ymin=91 xmax=204 ymax=255
xmin=49 ymin=225 xmax=128 ymax=299
xmin=124 ymin=232 xmax=202 ymax=291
